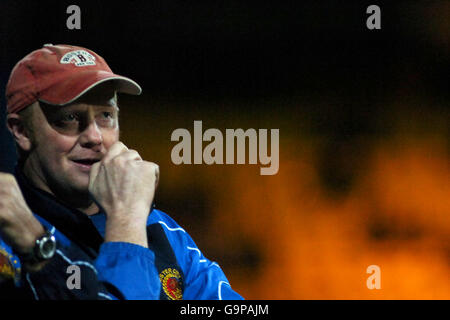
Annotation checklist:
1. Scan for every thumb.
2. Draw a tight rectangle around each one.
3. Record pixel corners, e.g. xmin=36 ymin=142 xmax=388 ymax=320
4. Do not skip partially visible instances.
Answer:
xmin=88 ymin=161 xmax=101 ymax=193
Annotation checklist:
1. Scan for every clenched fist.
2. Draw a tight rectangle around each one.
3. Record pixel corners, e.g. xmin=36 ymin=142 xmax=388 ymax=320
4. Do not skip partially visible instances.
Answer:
xmin=0 ymin=173 xmax=46 ymax=272
xmin=88 ymin=142 xmax=159 ymax=247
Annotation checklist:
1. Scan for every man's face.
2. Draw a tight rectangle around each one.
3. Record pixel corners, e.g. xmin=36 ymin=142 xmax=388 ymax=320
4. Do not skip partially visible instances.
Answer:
xmin=24 ymin=85 xmax=119 ymax=198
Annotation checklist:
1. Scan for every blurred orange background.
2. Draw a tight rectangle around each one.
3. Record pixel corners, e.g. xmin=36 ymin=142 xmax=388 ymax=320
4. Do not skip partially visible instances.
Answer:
xmin=109 ymin=2 xmax=450 ymax=300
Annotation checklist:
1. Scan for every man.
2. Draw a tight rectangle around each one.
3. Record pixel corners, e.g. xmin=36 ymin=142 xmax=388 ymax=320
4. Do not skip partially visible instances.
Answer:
xmin=0 ymin=44 xmax=243 ymax=300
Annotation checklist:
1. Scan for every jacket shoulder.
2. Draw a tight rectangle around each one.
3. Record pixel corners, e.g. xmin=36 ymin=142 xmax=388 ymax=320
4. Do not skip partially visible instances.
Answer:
xmin=147 ymin=209 xmax=187 ymax=233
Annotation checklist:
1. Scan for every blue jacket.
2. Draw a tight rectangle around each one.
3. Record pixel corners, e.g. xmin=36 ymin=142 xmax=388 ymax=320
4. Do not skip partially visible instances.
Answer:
xmin=0 ymin=169 xmax=243 ymax=300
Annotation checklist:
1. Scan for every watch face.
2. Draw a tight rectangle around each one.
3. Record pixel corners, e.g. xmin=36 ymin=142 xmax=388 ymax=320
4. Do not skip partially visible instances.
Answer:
xmin=39 ymin=235 xmax=56 ymax=259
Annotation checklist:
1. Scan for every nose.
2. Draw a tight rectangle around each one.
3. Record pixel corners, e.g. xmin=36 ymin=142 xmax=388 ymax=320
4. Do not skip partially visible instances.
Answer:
xmin=79 ymin=120 xmax=103 ymax=148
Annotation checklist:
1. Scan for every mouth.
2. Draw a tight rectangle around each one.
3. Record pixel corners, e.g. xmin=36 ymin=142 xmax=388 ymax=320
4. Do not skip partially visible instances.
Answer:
xmin=71 ymin=158 xmax=101 ymax=171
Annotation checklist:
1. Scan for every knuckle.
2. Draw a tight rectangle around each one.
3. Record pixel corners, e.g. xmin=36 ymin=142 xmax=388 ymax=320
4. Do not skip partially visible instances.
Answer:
xmin=0 ymin=172 xmax=15 ymax=183
xmin=0 ymin=174 xmax=17 ymax=195
xmin=127 ymin=149 xmax=139 ymax=158
xmin=112 ymin=154 xmax=125 ymax=164
xmin=131 ymin=150 xmax=141 ymax=158
xmin=144 ymin=161 xmax=155 ymax=169
xmin=144 ymin=162 xmax=159 ymax=177
xmin=91 ymin=161 xmax=101 ymax=171
xmin=100 ymin=156 xmax=109 ymax=166
xmin=116 ymin=141 xmax=128 ymax=151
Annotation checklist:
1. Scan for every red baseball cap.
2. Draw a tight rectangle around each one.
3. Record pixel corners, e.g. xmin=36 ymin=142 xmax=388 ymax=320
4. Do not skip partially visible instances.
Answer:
xmin=6 ymin=44 xmax=142 ymax=114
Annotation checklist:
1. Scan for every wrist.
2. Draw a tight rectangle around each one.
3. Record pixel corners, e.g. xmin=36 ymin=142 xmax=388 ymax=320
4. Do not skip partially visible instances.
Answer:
xmin=106 ymin=204 xmax=150 ymax=222
xmin=105 ymin=215 xmax=148 ymax=248
xmin=18 ymin=228 xmax=57 ymax=273
xmin=16 ymin=223 xmax=46 ymax=256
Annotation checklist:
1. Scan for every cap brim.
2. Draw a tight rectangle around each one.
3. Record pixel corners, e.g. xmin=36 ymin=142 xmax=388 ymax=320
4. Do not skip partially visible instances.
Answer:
xmin=39 ymin=71 xmax=142 ymax=106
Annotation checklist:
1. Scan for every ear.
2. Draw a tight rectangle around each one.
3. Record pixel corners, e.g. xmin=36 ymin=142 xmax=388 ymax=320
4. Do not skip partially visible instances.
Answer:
xmin=6 ymin=113 xmax=33 ymax=152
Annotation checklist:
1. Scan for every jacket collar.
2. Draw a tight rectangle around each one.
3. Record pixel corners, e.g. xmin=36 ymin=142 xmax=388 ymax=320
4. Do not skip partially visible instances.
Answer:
xmin=14 ymin=166 xmax=104 ymax=253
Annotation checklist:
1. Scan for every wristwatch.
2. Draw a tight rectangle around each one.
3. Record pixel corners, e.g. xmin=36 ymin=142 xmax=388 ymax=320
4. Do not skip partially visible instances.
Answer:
xmin=20 ymin=229 xmax=57 ymax=264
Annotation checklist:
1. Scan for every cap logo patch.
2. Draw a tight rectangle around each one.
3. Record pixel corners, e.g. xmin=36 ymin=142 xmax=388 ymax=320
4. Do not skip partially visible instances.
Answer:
xmin=60 ymin=50 xmax=96 ymax=66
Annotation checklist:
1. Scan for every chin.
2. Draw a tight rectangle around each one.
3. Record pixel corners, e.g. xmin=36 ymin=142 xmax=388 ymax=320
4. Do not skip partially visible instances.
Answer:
xmin=73 ymin=180 xmax=90 ymax=193
xmin=65 ymin=174 xmax=90 ymax=194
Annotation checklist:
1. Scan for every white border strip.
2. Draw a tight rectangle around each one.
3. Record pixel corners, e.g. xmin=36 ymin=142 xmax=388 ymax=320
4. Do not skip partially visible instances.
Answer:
xmin=26 ymin=273 xmax=39 ymax=300
xmin=56 ymin=249 xmax=98 ymax=275
xmin=187 ymin=246 xmax=207 ymax=263
xmin=218 ymin=281 xmax=231 ymax=300
xmin=158 ymin=221 xmax=186 ymax=233
xmin=98 ymin=292 xmax=113 ymax=300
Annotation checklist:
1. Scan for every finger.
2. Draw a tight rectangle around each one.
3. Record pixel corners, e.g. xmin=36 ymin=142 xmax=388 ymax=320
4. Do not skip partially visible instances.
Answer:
xmin=155 ymin=164 xmax=159 ymax=187
xmin=115 ymin=149 xmax=143 ymax=163
xmin=152 ymin=164 xmax=160 ymax=207
xmin=147 ymin=162 xmax=160 ymax=188
xmin=88 ymin=161 xmax=101 ymax=192
xmin=102 ymin=141 xmax=128 ymax=164
xmin=0 ymin=172 xmax=17 ymax=189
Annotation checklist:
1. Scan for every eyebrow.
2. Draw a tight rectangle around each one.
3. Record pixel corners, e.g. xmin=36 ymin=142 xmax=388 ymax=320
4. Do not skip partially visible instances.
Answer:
xmin=41 ymin=103 xmax=118 ymax=112
xmin=38 ymin=102 xmax=119 ymax=123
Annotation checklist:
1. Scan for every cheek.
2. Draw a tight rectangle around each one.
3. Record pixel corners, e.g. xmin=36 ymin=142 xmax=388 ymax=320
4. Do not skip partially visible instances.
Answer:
xmin=33 ymin=132 xmax=78 ymax=172
xmin=37 ymin=132 xmax=76 ymax=160
xmin=102 ymin=128 xmax=119 ymax=148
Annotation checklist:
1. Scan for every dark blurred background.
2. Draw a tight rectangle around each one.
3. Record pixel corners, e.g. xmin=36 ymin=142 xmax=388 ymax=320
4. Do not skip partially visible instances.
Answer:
xmin=1 ymin=1 xmax=448 ymax=299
